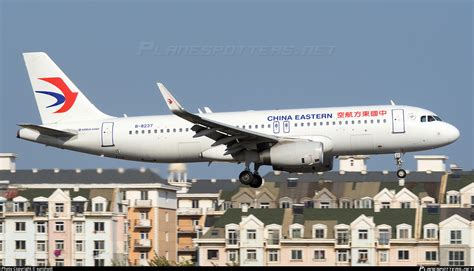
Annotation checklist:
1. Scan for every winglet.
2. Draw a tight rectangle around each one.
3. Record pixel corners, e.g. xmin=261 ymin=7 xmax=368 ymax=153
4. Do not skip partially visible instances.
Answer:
xmin=157 ymin=82 xmax=185 ymax=112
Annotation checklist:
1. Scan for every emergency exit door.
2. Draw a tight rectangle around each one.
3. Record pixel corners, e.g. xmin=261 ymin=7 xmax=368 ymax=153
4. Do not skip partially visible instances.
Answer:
xmin=391 ymin=109 xmax=405 ymax=134
xmin=101 ymin=122 xmax=115 ymax=147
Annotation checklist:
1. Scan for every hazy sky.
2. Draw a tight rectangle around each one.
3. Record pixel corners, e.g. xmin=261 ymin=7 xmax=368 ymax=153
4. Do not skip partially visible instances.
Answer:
xmin=0 ymin=0 xmax=472 ymax=179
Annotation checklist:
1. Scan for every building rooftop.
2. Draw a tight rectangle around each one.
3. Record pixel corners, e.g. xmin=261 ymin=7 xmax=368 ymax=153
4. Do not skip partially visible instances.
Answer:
xmin=0 ymin=168 xmax=167 ymax=184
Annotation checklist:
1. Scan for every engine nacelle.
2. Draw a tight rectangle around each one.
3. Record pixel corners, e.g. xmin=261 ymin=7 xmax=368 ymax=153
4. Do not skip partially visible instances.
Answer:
xmin=259 ymin=141 xmax=325 ymax=172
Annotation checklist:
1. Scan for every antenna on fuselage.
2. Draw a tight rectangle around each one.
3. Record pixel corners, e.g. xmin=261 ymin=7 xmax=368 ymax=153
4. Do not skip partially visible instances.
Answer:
xmin=390 ymin=100 xmax=396 ymax=106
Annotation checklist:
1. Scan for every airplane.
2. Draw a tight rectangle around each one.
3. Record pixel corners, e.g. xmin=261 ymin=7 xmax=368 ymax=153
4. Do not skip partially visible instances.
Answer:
xmin=17 ymin=52 xmax=460 ymax=188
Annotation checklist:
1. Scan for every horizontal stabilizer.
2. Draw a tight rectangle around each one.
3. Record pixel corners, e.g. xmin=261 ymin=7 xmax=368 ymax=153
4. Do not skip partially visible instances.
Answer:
xmin=18 ymin=123 xmax=77 ymax=137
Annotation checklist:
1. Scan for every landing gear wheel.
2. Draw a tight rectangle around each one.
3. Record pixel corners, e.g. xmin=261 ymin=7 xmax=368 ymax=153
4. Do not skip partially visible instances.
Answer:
xmin=397 ymin=169 xmax=407 ymax=179
xmin=250 ymin=174 xmax=263 ymax=188
xmin=239 ymin=170 xmax=254 ymax=185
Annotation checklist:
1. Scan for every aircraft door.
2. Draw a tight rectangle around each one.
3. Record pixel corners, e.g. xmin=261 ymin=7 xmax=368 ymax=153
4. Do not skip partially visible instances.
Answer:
xmin=283 ymin=121 xmax=290 ymax=133
xmin=101 ymin=122 xmax=115 ymax=147
xmin=273 ymin=121 xmax=280 ymax=134
xmin=391 ymin=109 xmax=405 ymax=133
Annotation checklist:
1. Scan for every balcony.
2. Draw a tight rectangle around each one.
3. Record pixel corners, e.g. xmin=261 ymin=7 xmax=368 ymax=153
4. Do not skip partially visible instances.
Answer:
xmin=226 ymin=239 xmax=239 ymax=246
xmin=266 ymin=238 xmax=280 ymax=246
xmin=378 ymin=238 xmax=390 ymax=247
xmin=135 ymin=199 xmax=152 ymax=208
xmin=178 ymin=246 xmax=196 ymax=252
xmin=135 ymin=219 xmax=152 ymax=229
xmin=93 ymin=250 xmax=105 ymax=258
xmin=178 ymin=227 xmax=196 ymax=234
xmin=177 ymin=208 xmax=202 ymax=215
xmin=134 ymin=239 xmax=152 ymax=249
xmin=336 ymin=238 xmax=349 ymax=246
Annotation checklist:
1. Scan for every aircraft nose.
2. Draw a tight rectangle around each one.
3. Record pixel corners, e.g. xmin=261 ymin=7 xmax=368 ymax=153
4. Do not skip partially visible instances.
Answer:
xmin=446 ymin=124 xmax=460 ymax=143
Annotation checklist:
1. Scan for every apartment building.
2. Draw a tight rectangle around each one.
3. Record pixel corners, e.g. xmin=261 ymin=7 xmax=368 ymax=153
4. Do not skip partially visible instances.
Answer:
xmin=0 ymin=167 xmax=178 ymax=266
xmin=195 ymin=206 xmax=472 ymax=266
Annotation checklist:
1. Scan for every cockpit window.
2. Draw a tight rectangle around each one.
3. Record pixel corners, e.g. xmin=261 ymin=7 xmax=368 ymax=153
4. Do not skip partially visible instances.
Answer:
xmin=421 ymin=115 xmax=442 ymax=122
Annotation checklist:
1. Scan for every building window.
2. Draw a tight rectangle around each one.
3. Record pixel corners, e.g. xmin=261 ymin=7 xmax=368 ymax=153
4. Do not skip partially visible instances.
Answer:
xmin=0 ymin=222 xmax=3 ymax=233
xmin=36 ymin=222 xmax=46 ymax=233
xmin=75 ymin=259 xmax=84 ymax=266
xmin=36 ymin=240 xmax=46 ymax=252
xmin=336 ymin=229 xmax=349 ymax=245
xmin=292 ymin=228 xmax=302 ymax=238
xmin=471 ymin=195 xmax=474 ymax=207
xmin=320 ymin=202 xmax=330 ymax=209
xmin=0 ymin=241 xmax=3 ymax=252
xmin=94 ymin=203 xmax=104 ymax=212
xmin=55 ymin=222 xmax=64 ymax=232
xmin=55 ymin=203 xmax=64 ymax=213
xmin=228 ymin=250 xmax=239 ymax=263
xmin=337 ymin=250 xmax=349 ymax=262
xmin=75 ymin=222 xmax=84 ymax=233
xmin=379 ymin=250 xmax=389 ymax=263
xmin=450 ymin=230 xmax=462 ymax=244
xmin=314 ymin=250 xmax=325 ymax=260
xmin=401 ymin=202 xmax=411 ymax=209
xmin=381 ymin=202 xmax=390 ymax=209
xmin=358 ymin=229 xmax=368 ymax=240
xmin=15 ymin=259 xmax=26 ymax=266
xmin=36 ymin=259 xmax=46 ymax=266
xmin=94 ymin=259 xmax=105 ymax=266
xmin=15 ymin=222 xmax=26 ymax=232
xmin=425 ymin=228 xmax=437 ymax=239
xmin=268 ymin=250 xmax=279 ymax=262
xmin=398 ymin=228 xmax=410 ymax=239
xmin=55 ymin=240 xmax=64 ymax=250
xmin=247 ymin=229 xmax=256 ymax=240
xmin=291 ymin=250 xmax=303 ymax=261
xmin=14 ymin=202 xmax=26 ymax=212
xmin=15 ymin=240 xmax=26 ymax=251
xmin=192 ymin=200 xmax=199 ymax=208
xmin=341 ymin=201 xmax=351 ymax=208
xmin=247 ymin=249 xmax=257 ymax=261
xmin=398 ymin=250 xmax=409 ymax=260
xmin=260 ymin=202 xmax=270 ymax=209
xmin=425 ymin=251 xmax=437 ymax=261
xmin=140 ymin=253 xmax=148 ymax=260
xmin=94 ymin=240 xmax=105 ymax=251
xmin=207 ymin=250 xmax=219 ymax=260
xmin=223 ymin=202 xmax=232 ymax=210
xmin=314 ymin=228 xmax=325 ymax=239
xmin=358 ymin=249 xmax=368 ymax=263
xmin=448 ymin=194 xmax=460 ymax=204
xmin=448 ymin=251 xmax=464 ymax=266
xmin=94 ymin=222 xmax=105 ymax=232
xmin=227 ymin=229 xmax=238 ymax=245
xmin=268 ymin=229 xmax=280 ymax=245
xmin=281 ymin=201 xmax=291 ymax=208
xmin=75 ymin=240 xmax=84 ymax=252
xmin=378 ymin=228 xmax=390 ymax=245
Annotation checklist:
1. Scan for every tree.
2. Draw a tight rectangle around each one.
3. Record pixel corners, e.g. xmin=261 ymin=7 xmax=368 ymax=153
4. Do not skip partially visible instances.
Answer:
xmin=148 ymin=252 xmax=194 ymax=266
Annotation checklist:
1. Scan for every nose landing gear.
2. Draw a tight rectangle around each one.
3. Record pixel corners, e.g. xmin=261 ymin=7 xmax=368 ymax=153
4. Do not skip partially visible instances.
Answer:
xmin=395 ymin=152 xmax=407 ymax=179
xmin=238 ymin=162 xmax=263 ymax=188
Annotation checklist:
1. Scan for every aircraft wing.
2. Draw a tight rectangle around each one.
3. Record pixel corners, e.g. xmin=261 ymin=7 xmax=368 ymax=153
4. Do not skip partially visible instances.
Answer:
xmin=157 ymin=83 xmax=281 ymax=155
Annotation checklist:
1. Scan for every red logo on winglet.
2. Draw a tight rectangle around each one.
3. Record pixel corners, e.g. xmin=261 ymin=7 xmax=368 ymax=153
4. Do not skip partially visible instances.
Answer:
xmin=167 ymin=98 xmax=173 ymax=105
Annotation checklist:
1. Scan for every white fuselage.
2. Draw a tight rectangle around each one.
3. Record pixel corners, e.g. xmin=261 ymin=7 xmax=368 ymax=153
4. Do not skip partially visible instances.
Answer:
xmin=18 ymin=104 xmax=460 ymax=164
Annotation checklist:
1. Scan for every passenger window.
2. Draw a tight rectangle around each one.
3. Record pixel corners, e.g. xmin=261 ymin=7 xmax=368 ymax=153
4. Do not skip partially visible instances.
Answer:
xmin=148 ymin=130 xmax=151 ymax=134
xmin=339 ymin=121 xmax=342 ymax=125
xmin=129 ymin=131 xmax=132 ymax=135
xmin=377 ymin=119 xmax=380 ymax=123
xmin=294 ymin=123 xmax=298 ymax=127
xmin=358 ymin=120 xmax=361 ymax=124
xmin=421 ymin=116 xmax=426 ymax=122
xmin=261 ymin=124 xmax=264 ymax=128
xmin=267 ymin=124 xmax=271 ymax=128
xmin=307 ymin=122 xmax=311 ymax=126
xmin=243 ymin=125 xmax=246 ymax=129
xmin=383 ymin=119 xmax=387 ymax=123
xmin=428 ymin=116 xmax=435 ymax=122
xmin=154 ymin=129 xmax=157 ymax=133
xmin=314 ymin=122 xmax=317 ymax=126
xmin=186 ymin=128 xmax=189 ymax=132
xmin=179 ymin=128 xmax=182 ymax=132
xmin=173 ymin=128 xmax=176 ymax=132
xmin=135 ymin=131 xmax=139 ymax=134
xmin=351 ymin=120 xmax=355 ymax=125
xmin=160 ymin=129 xmax=164 ymax=133
xmin=320 ymin=122 xmax=323 ymax=126
xmin=167 ymin=129 xmax=170 ymax=133
xmin=332 ymin=121 xmax=336 ymax=125
xmin=142 ymin=130 xmax=145 ymax=134
xmin=326 ymin=121 xmax=330 ymax=126
xmin=345 ymin=121 xmax=348 ymax=125
xmin=370 ymin=120 xmax=374 ymax=124
xmin=364 ymin=120 xmax=367 ymax=124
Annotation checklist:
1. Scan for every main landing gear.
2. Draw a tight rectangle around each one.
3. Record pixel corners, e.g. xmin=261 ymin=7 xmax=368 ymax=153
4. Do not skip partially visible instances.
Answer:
xmin=394 ymin=152 xmax=407 ymax=179
xmin=238 ymin=162 xmax=263 ymax=188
